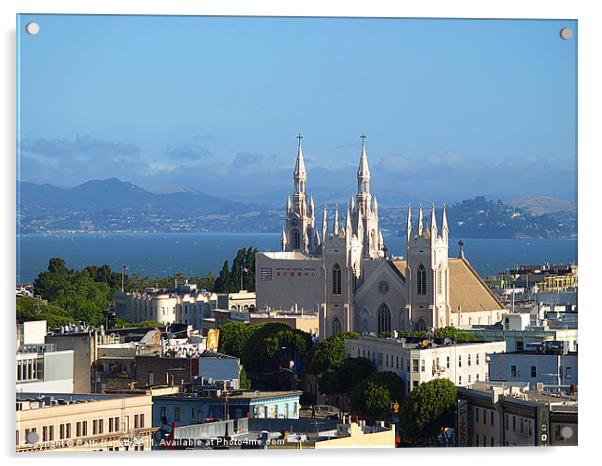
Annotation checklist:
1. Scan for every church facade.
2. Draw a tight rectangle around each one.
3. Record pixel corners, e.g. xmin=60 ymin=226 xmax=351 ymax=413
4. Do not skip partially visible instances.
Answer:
xmin=255 ymin=136 xmax=505 ymax=339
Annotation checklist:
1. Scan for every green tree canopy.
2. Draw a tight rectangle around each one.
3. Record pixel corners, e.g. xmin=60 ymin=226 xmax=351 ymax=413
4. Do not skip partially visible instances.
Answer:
xmin=218 ymin=321 xmax=264 ymax=358
xmin=241 ymin=323 xmax=313 ymax=389
xmin=399 ymin=378 xmax=457 ymax=441
xmin=318 ymin=357 xmax=375 ymax=397
xmin=349 ymin=371 xmax=404 ymax=423
xmin=306 ymin=331 xmax=359 ymax=374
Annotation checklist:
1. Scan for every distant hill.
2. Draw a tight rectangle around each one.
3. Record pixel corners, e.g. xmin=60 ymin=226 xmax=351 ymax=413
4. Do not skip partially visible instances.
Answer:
xmin=18 ymin=178 xmax=253 ymax=216
xmin=379 ymin=196 xmax=576 ymax=239
xmin=17 ymin=180 xmax=576 ymax=238
xmin=506 ymin=196 xmax=576 ymax=216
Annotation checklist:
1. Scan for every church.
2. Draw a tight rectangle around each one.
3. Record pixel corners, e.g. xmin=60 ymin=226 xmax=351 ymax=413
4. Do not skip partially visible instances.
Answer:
xmin=255 ymin=135 xmax=505 ymax=339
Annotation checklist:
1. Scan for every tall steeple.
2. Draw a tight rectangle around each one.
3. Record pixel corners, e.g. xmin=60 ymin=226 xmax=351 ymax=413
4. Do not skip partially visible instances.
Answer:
xmin=293 ymin=133 xmax=307 ymax=194
xmin=333 ymin=204 xmax=340 ymax=235
xmin=430 ymin=203 xmax=438 ymax=237
xmin=441 ymin=204 xmax=449 ymax=240
xmin=417 ymin=204 xmax=424 ymax=237
xmin=357 ymin=133 xmax=371 ymax=201
xmin=322 ymin=204 xmax=328 ymax=241
xmin=406 ymin=204 xmax=413 ymax=242
xmin=283 ymin=134 xmax=315 ymax=254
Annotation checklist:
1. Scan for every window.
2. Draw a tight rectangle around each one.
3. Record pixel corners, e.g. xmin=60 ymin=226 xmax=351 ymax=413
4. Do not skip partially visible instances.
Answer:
xmin=417 ymin=265 xmax=427 ymax=295
xmin=293 ymin=230 xmax=300 ymax=250
xmin=516 ymin=341 xmax=524 ymax=351
xmin=447 ymin=356 xmax=450 ymax=369
xmin=377 ymin=303 xmax=391 ymax=334
xmin=483 ymin=435 xmax=487 ymax=447
xmin=458 ymin=375 xmax=462 ymax=384
xmin=476 ymin=434 xmax=479 ymax=446
xmin=378 ymin=352 xmax=383 ymax=367
xmin=332 ymin=264 xmax=342 ymax=295
xmin=43 ymin=426 xmax=49 ymax=442
xmin=531 ymin=366 xmax=537 ymax=378
xmin=475 ymin=407 xmax=479 ymax=423
xmin=174 ymin=407 xmax=181 ymax=422
xmin=458 ymin=355 xmax=462 ymax=367
xmin=512 ymin=416 xmax=516 ymax=432
xmin=476 ymin=353 xmax=480 ymax=365
xmin=76 ymin=422 xmax=81 ymax=437
xmin=490 ymin=411 xmax=494 ymax=426
xmin=420 ymin=360 xmax=425 ymax=372
xmin=491 ymin=437 xmax=494 ymax=447
xmin=437 ymin=268 xmax=443 ymax=295
xmin=412 ymin=381 xmax=419 ymax=389
xmin=332 ymin=317 xmax=342 ymax=336
xmin=412 ymin=359 xmax=419 ymax=372
xmin=139 ymin=414 xmax=145 ymax=428
xmin=468 ymin=374 xmax=471 ymax=383
xmin=109 ymin=418 xmax=114 ymax=433
xmin=468 ymin=354 xmax=471 ymax=366
xmin=511 ymin=365 xmax=517 ymax=377
xmin=82 ymin=421 xmax=87 ymax=436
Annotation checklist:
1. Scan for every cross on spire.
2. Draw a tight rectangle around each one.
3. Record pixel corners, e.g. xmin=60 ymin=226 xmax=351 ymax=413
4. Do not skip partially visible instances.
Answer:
xmin=297 ymin=133 xmax=303 ymax=147
xmin=360 ymin=133 xmax=367 ymax=146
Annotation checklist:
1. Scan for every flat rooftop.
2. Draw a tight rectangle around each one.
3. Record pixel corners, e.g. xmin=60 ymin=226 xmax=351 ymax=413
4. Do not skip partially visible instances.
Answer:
xmin=352 ymin=335 xmax=504 ymax=350
xmin=155 ymin=390 xmax=303 ymax=401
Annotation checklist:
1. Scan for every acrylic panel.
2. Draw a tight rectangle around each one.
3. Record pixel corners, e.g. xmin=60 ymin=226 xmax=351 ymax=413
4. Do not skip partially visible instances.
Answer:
xmin=16 ymin=14 xmax=577 ymax=451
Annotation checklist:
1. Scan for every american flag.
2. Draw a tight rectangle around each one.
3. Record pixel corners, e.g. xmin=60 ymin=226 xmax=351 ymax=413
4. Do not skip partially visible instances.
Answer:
xmin=122 ymin=265 xmax=129 ymax=272
xmin=260 ymin=267 xmax=272 ymax=281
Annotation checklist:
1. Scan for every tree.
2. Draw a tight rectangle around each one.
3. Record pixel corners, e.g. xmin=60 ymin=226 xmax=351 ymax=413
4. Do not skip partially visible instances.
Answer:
xmin=306 ymin=331 xmax=359 ymax=374
xmin=318 ymin=357 xmax=375 ymax=408
xmin=364 ymin=382 xmax=392 ymax=424
xmin=399 ymin=378 xmax=457 ymax=441
xmin=239 ymin=366 xmax=252 ymax=390
xmin=214 ymin=260 xmax=231 ymax=293
xmin=349 ymin=371 xmax=404 ymax=423
xmin=242 ymin=323 xmax=313 ymax=390
xmin=218 ymin=321 xmax=263 ymax=358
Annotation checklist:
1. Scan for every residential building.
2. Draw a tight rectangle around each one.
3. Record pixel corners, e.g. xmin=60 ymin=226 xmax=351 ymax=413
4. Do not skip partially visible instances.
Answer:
xmin=16 ymin=392 xmax=155 ymax=452
xmin=217 ymin=290 xmax=256 ymax=311
xmin=114 ymin=281 xmax=216 ymax=326
xmin=488 ymin=343 xmax=578 ymax=391
xmin=466 ymin=312 xmax=578 ymax=352
xmin=345 ymin=335 xmax=506 ymax=395
xmin=153 ymin=386 xmax=302 ymax=429
xmin=16 ymin=320 xmax=74 ymax=393
xmin=457 ymin=381 xmax=577 ymax=446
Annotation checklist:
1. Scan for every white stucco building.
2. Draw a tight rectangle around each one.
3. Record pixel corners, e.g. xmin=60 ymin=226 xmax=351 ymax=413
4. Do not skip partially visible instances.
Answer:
xmin=256 ymin=135 xmax=506 ymax=339
xmin=345 ymin=335 xmax=506 ymax=395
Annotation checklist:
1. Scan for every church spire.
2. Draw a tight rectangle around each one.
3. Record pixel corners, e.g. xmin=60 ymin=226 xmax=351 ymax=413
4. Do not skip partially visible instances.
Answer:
xmin=417 ymin=204 xmax=424 ymax=236
xmin=406 ymin=204 xmax=413 ymax=241
xmin=441 ymin=203 xmax=449 ymax=240
xmin=322 ymin=204 xmax=328 ymax=241
xmin=431 ymin=203 xmax=438 ymax=237
xmin=333 ymin=204 xmax=340 ymax=235
xmin=286 ymin=194 xmax=291 ymax=213
xmin=281 ymin=227 xmax=287 ymax=251
xmin=309 ymin=195 xmax=315 ymax=218
xmin=345 ymin=203 xmax=352 ymax=235
xmin=357 ymin=133 xmax=371 ymax=194
xmin=293 ymin=133 xmax=307 ymax=197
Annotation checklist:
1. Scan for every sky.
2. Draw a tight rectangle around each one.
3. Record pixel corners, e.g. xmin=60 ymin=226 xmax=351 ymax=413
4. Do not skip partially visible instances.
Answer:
xmin=17 ymin=15 xmax=577 ymax=205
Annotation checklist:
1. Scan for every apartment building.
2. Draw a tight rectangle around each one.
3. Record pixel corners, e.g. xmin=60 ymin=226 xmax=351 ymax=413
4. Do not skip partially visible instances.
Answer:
xmin=345 ymin=335 xmax=506 ymax=395
xmin=16 ymin=392 xmax=155 ymax=452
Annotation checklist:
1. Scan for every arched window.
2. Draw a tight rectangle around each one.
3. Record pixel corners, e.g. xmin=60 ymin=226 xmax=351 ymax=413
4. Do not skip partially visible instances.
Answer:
xmin=332 ymin=317 xmax=342 ymax=336
xmin=377 ymin=303 xmax=391 ymax=334
xmin=293 ymin=230 xmax=300 ymax=250
xmin=332 ymin=264 xmax=342 ymax=295
xmin=416 ymin=318 xmax=427 ymax=331
xmin=437 ymin=267 xmax=443 ymax=295
xmin=417 ymin=264 xmax=427 ymax=295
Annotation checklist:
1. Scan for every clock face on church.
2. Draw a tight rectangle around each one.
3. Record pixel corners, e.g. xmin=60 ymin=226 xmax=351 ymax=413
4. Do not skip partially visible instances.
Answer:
xmin=378 ymin=280 xmax=389 ymax=294
xmin=290 ymin=218 xmax=299 ymax=226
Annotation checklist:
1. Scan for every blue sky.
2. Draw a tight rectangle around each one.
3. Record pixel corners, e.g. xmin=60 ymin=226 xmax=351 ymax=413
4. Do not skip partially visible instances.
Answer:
xmin=17 ymin=15 xmax=577 ymax=204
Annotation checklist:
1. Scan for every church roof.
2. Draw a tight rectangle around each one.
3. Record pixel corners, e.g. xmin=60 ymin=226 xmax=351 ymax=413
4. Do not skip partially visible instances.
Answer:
xmin=386 ymin=258 xmax=504 ymax=313
xmin=448 ymin=258 xmax=505 ymax=312
xmin=388 ymin=260 xmax=407 ymax=281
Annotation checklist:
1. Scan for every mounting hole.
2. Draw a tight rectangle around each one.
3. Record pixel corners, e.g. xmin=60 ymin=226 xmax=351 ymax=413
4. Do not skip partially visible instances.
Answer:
xmin=559 ymin=27 xmax=573 ymax=40
xmin=25 ymin=22 xmax=40 ymax=35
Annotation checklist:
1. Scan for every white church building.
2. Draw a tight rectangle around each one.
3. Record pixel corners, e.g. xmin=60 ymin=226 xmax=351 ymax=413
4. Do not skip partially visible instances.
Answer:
xmin=255 ymin=135 xmax=505 ymax=339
